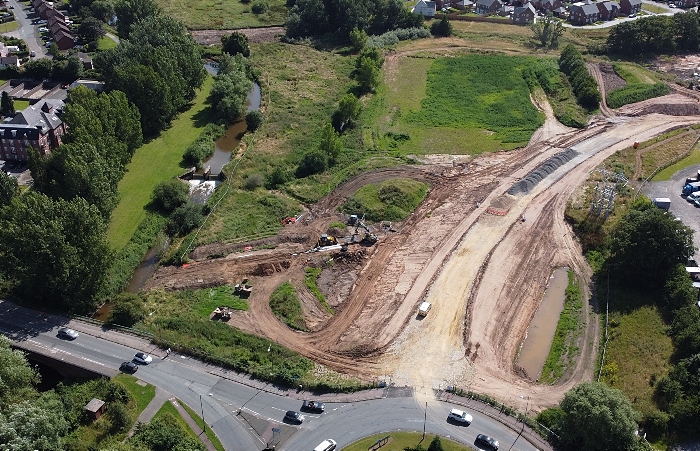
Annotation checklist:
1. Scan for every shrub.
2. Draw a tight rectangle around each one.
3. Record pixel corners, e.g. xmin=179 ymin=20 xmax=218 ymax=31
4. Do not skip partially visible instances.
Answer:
xmin=265 ymin=167 xmax=290 ymax=189
xmin=107 ymin=293 xmax=146 ymax=327
xmin=108 ymin=402 xmax=131 ymax=433
xmin=167 ymin=202 xmax=204 ymax=236
xmin=366 ymin=27 xmax=430 ymax=48
xmin=245 ymin=110 xmax=264 ymax=132
xmin=251 ymin=1 xmax=268 ymax=13
xmin=606 ymin=83 xmax=669 ymax=109
xmin=430 ymin=16 xmax=453 ymax=37
xmin=296 ymin=149 xmax=328 ymax=178
xmin=182 ymin=123 xmax=227 ymax=168
xmin=244 ymin=173 xmax=264 ymax=190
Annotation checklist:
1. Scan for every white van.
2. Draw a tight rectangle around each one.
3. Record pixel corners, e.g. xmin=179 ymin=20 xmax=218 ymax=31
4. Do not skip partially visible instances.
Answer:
xmin=417 ymin=301 xmax=431 ymax=317
xmin=313 ymin=439 xmax=337 ymax=451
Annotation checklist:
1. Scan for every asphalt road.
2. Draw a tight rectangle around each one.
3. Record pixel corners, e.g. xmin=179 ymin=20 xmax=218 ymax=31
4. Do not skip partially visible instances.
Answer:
xmin=3 ymin=0 xmax=47 ymax=58
xmin=0 ymin=301 xmax=541 ymax=451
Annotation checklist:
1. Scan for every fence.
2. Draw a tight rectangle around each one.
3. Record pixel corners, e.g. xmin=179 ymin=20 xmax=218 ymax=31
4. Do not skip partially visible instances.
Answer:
xmin=368 ymin=436 xmax=390 ymax=451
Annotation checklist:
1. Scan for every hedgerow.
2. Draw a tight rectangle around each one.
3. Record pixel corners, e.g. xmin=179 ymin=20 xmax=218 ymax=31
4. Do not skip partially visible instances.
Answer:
xmin=606 ymin=83 xmax=669 ymax=109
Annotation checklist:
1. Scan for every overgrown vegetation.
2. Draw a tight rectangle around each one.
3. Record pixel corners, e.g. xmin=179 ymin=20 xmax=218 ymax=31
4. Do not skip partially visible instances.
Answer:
xmin=269 ymin=282 xmax=306 ymax=331
xmin=558 ymin=44 xmax=601 ymax=110
xmin=341 ymin=178 xmax=428 ymax=222
xmin=606 ymin=83 xmax=669 ymax=109
xmin=305 ymin=267 xmax=333 ymax=314
xmin=540 ymin=269 xmax=584 ymax=383
xmin=182 ymin=124 xmax=227 ymax=168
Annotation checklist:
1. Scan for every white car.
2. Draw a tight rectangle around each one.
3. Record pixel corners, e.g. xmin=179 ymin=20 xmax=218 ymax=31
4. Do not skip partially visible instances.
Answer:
xmin=448 ymin=408 xmax=473 ymax=424
xmin=686 ymin=192 xmax=700 ymax=203
xmin=38 ymin=27 xmax=48 ymax=32
xmin=133 ymin=352 xmax=153 ymax=364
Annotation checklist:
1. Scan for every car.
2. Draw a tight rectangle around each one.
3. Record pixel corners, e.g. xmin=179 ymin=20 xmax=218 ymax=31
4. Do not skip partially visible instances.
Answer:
xmin=37 ymin=19 xmax=47 ymax=24
xmin=133 ymin=352 xmax=153 ymax=364
xmin=119 ymin=361 xmax=138 ymax=373
xmin=669 ymin=3 xmax=677 ymax=6
xmin=694 ymin=198 xmax=700 ymax=208
xmin=628 ymin=12 xmax=637 ymax=17
xmin=313 ymin=439 xmax=337 ymax=451
xmin=686 ymin=192 xmax=700 ymax=203
xmin=29 ymin=51 xmax=36 ymax=57
xmin=447 ymin=408 xmax=473 ymax=425
xmin=8 ymin=5 xmax=13 ymax=8
xmin=38 ymin=27 xmax=48 ymax=32
xmin=302 ymin=400 xmax=326 ymax=412
xmin=284 ymin=410 xmax=304 ymax=424
xmin=57 ymin=327 xmax=79 ymax=340
xmin=475 ymin=433 xmax=499 ymax=450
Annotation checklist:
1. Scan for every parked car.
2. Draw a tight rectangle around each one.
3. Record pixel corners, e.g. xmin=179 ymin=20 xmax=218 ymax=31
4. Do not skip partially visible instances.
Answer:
xmin=447 ymin=408 xmax=473 ymax=425
xmin=57 ymin=327 xmax=79 ymax=340
xmin=284 ymin=410 xmax=304 ymax=424
xmin=38 ymin=27 xmax=48 ymax=32
xmin=302 ymin=400 xmax=326 ymax=412
xmin=475 ymin=434 xmax=499 ymax=450
xmin=133 ymin=352 xmax=153 ymax=364
xmin=313 ymin=439 xmax=337 ymax=451
xmin=669 ymin=3 xmax=677 ymax=6
xmin=29 ymin=51 xmax=36 ymax=57
xmin=686 ymin=192 xmax=700 ymax=203
xmin=119 ymin=361 xmax=138 ymax=373
xmin=628 ymin=12 xmax=636 ymax=17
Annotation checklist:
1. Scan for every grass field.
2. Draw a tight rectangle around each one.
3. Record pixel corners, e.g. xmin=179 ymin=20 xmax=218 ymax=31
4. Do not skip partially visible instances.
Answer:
xmin=179 ymin=400 xmax=225 ymax=451
xmin=341 ymin=178 xmax=428 ymax=222
xmin=345 ymin=432 xmax=471 ymax=451
xmin=642 ymin=3 xmax=669 ymax=13
xmin=305 ymin=266 xmax=332 ymax=314
xmin=0 ymin=20 xmax=19 ymax=33
xmin=653 ymin=146 xmax=700 ymax=181
xmin=155 ymin=0 xmax=287 ymax=29
xmin=369 ymin=53 xmax=545 ymax=155
xmin=107 ymin=76 xmax=214 ymax=250
xmin=141 ymin=286 xmax=248 ymax=321
xmin=269 ymin=281 xmax=306 ymax=331
xmin=97 ymin=35 xmax=118 ymax=51
xmin=114 ymin=374 xmax=156 ymax=415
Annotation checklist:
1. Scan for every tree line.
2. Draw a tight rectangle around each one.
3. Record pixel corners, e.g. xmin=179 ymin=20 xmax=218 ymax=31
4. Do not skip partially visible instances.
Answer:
xmin=605 ymin=12 xmax=700 ymax=56
xmin=559 ymin=44 xmax=601 ymax=110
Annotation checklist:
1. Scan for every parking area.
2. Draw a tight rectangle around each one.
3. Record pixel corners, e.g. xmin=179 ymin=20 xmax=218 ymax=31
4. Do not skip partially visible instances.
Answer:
xmin=644 ymin=163 xmax=700 ymax=260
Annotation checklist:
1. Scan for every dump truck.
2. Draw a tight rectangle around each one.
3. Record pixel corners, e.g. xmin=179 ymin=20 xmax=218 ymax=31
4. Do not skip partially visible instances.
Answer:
xmin=417 ymin=301 xmax=431 ymax=317
xmin=682 ymin=182 xmax=700 ymax=196
xmin=653 ymin=198 xmax=671 ymax=210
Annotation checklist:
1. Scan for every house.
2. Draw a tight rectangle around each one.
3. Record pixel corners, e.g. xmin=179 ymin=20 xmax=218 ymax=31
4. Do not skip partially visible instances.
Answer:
xmin=0 ymin=56 xmax=19 ymax=68
xmin=453 ymin=0 xmax=474 ymax=9
xmin=540 ymin=0 xmax=562 ymax=11
xmin=54 ymin=30 xmax=75 ymax=50
xmin=49 ymin=21 xmax=70 ymax=36
xmin=37 ymin=2 xmax=52 ymax=19
xmin=553 ymin=6 xmax=568 ymax=17
xmin=596 ymin=1 xmax=619 ymax=20
xmin=569 ymin=2 xmax=599 ymax=24
xmin=619 ymin=0 xmax=641 ymax=14
xmin=0 ymin=100 xmax=66 ymax=163
xmin=69 ymin=79 xmax=104 ymax=93
xmin=675 ymin=0 xmax=695 ymax=6
xmin=475 ymin=0 xmax=502 ymax=14
xmin=412 ymin=0 xmax=437 ymax=16
xmin=45 ymin=8 xmax=64 ymax=22
xmin=84 ymin=398 xmax=106 ymax=420
xmin=513 ymin=2 xmax=537 ymax=23
xmin=76 ymin=52 xmax=93 ymax=71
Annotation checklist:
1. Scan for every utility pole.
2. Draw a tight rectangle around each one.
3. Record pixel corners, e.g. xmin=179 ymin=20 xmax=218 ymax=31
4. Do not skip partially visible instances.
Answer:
xmin=422 ymin=401 xmax=427 ymax=440
xmin=200 ymin=394 xmax=206 ymax=433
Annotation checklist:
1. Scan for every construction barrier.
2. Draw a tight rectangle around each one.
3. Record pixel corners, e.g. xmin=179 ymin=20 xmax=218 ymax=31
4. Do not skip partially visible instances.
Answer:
xmin=486 ymin=207 xmax=509 ymax=216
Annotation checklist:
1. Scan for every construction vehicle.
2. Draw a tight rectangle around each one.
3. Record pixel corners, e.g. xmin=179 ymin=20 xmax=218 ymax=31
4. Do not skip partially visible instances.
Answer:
xmin=317 ymin=234 xmax=338 ymax=247
xmin=352 ymin=214 xmax=377 ymax=245
xmin=417 ymin=301 xmax=431 ymax=317
xmin=234 ymin=278 xmax=253 ymax=297
xmin=348 ymin=214 xmax=358 ymax=226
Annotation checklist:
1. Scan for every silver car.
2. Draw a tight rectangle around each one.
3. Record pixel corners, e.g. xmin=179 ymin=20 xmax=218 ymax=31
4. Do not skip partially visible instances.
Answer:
xmin=57 ymin=327 xmax=79 ymax=340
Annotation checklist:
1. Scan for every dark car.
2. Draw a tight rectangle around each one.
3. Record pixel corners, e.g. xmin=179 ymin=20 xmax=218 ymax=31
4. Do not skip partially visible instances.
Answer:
xmin=475 ymin=434 xmax=499 ymax=450
xmin=284 ymin=410 xmax=304 ymax=424
xmin=301 ymin=400 xmax=325 ymax=412
xmin=57 ymin=327 xmax=79 ymax=340
xmin=119 ymin=361 xmax=138 ymax=374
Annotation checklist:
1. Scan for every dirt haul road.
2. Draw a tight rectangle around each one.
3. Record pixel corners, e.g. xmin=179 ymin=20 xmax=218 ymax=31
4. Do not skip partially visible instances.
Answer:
xmin=146 ymin=70 xmax=700 ymax=411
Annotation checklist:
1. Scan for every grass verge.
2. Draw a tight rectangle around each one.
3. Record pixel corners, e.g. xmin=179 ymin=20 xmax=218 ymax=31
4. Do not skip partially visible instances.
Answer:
xmin=107 ymin=75 xmax=214 ymax=250
xmin=153 ymin=400 xmax=200 ymax=441
xmin=539 ymin=269 xmax=584 ymax=383
xmin=269 ymin=281 xmax=306 ymax=331
xmin=341 ymin=178 xmax=428 ymax=222
xmin=305 ymin=267 xmax=332 ymax=314
xmin=179 ymin=399 xmax=225 ymax=451
xmin=97 ymin=35 xmax=118 ymax=50
xmin=652 ymin=146 xmax=700 ymax=181
xmin=114 ymin=373 xmax=156 ymax=415
xmin=345 ymin=432 xmax=471 ymax=451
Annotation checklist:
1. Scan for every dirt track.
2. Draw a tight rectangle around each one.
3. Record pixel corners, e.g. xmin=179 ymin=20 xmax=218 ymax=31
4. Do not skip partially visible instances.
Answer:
xmin=145 ymin=59 xmax=700 ymax=411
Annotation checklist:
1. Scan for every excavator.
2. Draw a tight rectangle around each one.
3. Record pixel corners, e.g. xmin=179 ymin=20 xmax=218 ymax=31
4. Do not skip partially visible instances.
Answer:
xmin=353 ymin=214 xmax=378 ymax=245
xmin=317 ymin=233 xmax=338 ymax=247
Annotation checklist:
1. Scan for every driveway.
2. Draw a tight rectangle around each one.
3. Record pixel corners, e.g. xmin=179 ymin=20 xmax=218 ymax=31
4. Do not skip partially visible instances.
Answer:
xmin=2 ymin=0 xmax=47 ymax=59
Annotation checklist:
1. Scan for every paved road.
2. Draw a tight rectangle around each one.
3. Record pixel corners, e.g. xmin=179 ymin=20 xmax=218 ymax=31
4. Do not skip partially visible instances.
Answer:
xmin=2 ymin=0 xmax=46 ymax=58
xmin=0 ymin=300 xmax=544 ymax=451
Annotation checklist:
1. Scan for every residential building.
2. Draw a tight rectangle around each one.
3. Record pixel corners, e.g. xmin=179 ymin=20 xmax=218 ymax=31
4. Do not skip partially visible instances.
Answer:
xmin=412 ymin=0 xmax=437 ymax=16
xmin=475 ymin=0 xmax=503 ymax=14
xmin=513 ymin=2 xmax=537 ymax=23
xmin=619 ymin=0 xmax=641 ymax=14
xmin=596 ymin=0 xmax=619 ymax=20
xmin=569 ymin=1 xmax=599 ymax=24
xmin=0 ymin=100 xmax=65 ymax=163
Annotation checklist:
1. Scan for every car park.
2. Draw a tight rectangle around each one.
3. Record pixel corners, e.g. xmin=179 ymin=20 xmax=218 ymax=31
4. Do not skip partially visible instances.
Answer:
xmin=133 ymin=352 xmax=153 ymax=364
xmin=302 ymin=400 xmax=325 ymax=412
xmin=475 ymin=433 xmax=499 ymax=450
xmin=119 ymin=361 xmax=138 ymax=373
xmin=57 ymin=327 xmax=79 ymax=340
xmin=447 ymin=408 xmax=472 ymax=424
xmin=283 ymin=410 xmax=304 ymax=424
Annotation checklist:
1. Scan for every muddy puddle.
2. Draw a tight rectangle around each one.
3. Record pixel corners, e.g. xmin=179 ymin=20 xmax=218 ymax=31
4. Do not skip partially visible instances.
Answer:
xmin=516 ymin=267 xmax=568 ymax=380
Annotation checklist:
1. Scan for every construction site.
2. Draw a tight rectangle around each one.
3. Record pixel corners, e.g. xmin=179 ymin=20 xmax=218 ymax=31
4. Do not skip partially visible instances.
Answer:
xmin=144 ymin=60 xmax=700 ymax=412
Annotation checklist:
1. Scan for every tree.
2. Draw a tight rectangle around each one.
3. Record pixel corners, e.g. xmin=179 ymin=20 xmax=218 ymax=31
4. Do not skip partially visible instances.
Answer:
xmin=1 ymin=91 xmax=15 ymax=116
xmin=91 ymin=0 xmax=115 ymax=23
xmin=113 ymin=0 xmax=160 ymax=38
xmin=56 ymin=56 xmax=84 ymax=83
xmin=356 ymin=56 xmax=381 ymax=93
xmin=0 ymin=335 xmax=39 ymax=407
xmin=336 ymin=94 xmax=362 ymax=130
xmin=349 ymin=26 xmax=367 ymax=51
xmin=221 ymin=31 xmax=250 ymax=57
xmin=530 ymin=12 xmax=564 ymax=48
xmin=555 ymin=382 xmax=641 ymax=451
xmin=0 ymin=171 xmax=18 ymax=206
xmin=0 ymin=194 xmax=113 ymax=311
xmin=296 ymin=149 xmax=328 ymax=177
xmin=78 ymin=16 xmax=106 ymax=43
xmin=427 ymin=436 xmax=444 ymax=451
xmin=22 ymin=58 xmax=53 ymax=80
xmin=607 ymin=204 xmax=694 ymax=288
xmin=0 ymin=398 xmax=70 ymax=450
xmin=108 ymin=293 xmax=146 ymax=327
xmin=151 ymin=179 xmax=189 ymax=213
xmin=208 ymin=68 xmax=253 ymax=123
xmin=246 ymin=110 xmax=264 ymax=131
xmin=430 ymin=14 xmax=453 ymax=37
xmin=167 ymin=202 xmax=203 ymax=236
xmin=319 ymin=123 xmax=342 ymax=165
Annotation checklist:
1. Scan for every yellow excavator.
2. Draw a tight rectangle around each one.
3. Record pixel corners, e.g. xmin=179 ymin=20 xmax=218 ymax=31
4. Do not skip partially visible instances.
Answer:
xmin=317 ymin=234 xmax=338 ymax=247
